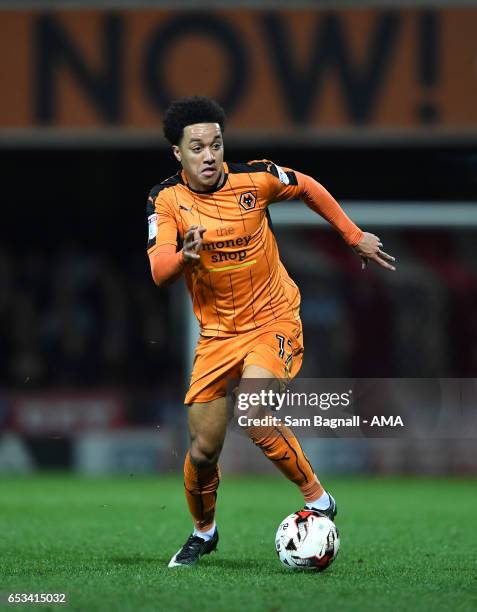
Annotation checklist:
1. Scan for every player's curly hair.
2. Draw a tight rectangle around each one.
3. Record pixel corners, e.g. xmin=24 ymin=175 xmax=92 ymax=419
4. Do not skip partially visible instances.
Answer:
xmin=162 ymin=96 xmax=226 ymax=145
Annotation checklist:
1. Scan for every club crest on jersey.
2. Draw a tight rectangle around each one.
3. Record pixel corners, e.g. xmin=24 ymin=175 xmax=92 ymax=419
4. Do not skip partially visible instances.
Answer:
xmin=239 ymin=191 xmax=256 ymax=211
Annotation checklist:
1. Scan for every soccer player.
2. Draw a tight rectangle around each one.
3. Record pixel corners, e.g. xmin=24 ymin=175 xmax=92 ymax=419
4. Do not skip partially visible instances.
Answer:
xmin=147 ymin=96 xmax=396 ymax=567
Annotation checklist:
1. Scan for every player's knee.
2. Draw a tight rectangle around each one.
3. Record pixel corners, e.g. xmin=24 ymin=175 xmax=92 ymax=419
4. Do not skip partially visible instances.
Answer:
xmin=190 ymin=440 xmax=221 ymax=468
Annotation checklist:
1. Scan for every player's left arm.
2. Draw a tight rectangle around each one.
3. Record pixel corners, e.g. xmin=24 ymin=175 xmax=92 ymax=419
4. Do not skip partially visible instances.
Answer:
xmin=296 ymin=172 xmax=396 ymax=271
xmin=267 ymin=164 xmax=396 ymax=272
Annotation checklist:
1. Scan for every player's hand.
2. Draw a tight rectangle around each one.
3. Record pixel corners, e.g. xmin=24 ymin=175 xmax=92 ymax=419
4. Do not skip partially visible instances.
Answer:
xmin=354 ymin=232 xmax=396 ymax=271
xmin=183 ymin=225 xmax=207 ymax=264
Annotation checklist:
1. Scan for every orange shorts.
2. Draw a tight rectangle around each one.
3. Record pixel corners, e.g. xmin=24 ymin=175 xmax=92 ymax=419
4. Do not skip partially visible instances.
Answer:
xmin=184 ymin=319 xmax=304 ymax=405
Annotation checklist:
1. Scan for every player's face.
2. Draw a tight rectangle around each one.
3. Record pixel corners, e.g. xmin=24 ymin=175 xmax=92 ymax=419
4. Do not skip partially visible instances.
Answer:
xmin=173 ymin=123 xmax=225 ymax=192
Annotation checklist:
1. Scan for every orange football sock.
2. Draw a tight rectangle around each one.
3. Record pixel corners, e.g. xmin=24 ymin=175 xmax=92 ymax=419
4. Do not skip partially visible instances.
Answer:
xmin=183 ymin=451 xmax=220 ymax=532
xmin=248 ymin=423 xmax=324 ymax=502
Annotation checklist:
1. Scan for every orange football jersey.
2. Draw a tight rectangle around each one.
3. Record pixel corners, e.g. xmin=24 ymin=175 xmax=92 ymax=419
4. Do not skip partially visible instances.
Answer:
xmin=146 ymin=160 xmax=360 ymax=337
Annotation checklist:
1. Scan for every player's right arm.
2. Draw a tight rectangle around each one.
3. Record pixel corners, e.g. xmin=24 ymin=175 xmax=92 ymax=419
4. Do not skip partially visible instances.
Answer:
xmin=146 ymin=189 xmax=205 ymax=287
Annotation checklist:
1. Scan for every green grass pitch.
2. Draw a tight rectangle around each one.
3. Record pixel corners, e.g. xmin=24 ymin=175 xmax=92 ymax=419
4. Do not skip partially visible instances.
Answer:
xmin=1 ymin=475 xmax=476 ymax=612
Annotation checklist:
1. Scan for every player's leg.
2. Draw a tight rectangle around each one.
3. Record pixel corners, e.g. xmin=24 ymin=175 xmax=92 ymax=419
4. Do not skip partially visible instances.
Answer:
xmin=169 ymin=396 xmax=227 ymax=567
xmin=240 ymin=363 xmax=337 ymax=519
xmin=185 ymin=397 xmax=228 ymax=533
xmin=170 ymin=327 xmax=246 ymax=567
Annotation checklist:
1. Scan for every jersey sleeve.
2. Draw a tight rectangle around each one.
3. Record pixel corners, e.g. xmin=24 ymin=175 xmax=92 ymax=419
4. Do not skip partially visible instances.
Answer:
xmin=294 ymin=172 xmax=363 ymax=246
xmin=260 ymin=161 xmax=363 ymax=246
xmin=254 ymin=160 xmax=303 ymax=203
xmin=146 ymin=188 xmax=178 ymax=254
xmin=149 ymin=244 xmax=185 ymax=287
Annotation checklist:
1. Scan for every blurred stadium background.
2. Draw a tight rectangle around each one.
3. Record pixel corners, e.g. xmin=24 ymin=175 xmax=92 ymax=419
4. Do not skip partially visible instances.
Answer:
xmin=1 ymin=0 xmax=476 ymax=478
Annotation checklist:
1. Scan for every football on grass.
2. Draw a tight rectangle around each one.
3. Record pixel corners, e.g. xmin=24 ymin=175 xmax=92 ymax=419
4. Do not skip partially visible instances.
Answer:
xmin=275 ymin=510 xmax=340 ymax=571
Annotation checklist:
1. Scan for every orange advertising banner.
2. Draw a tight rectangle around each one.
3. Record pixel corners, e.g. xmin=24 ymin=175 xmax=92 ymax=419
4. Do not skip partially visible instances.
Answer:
xmin=0 ymin=8 xmax=476 ymax=140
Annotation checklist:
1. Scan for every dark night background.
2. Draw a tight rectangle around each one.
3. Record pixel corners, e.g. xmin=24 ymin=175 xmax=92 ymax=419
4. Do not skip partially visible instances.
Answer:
xmin=2 ymin=144 xmax=476 ymax=392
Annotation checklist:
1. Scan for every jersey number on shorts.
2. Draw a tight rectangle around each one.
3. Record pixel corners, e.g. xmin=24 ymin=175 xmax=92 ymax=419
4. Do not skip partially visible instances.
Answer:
xmin=275 ymin=334 xmax=293 ymax=370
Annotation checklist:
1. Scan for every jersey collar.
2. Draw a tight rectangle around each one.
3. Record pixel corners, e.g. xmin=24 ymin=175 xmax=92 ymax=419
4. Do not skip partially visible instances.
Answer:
xmin=181 ymin=163 xmax=229 ymax=195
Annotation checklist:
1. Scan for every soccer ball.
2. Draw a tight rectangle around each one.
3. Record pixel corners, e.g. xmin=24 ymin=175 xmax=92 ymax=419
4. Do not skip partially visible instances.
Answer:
xmin=275 ymin=510 xmax=340 ymax=571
